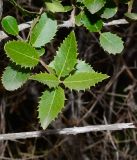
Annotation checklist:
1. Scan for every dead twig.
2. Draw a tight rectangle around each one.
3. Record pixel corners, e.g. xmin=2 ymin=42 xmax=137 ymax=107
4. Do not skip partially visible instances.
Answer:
xmin=0 ymin=18 xmax=129 ymax=42
xmin=0 ymin=123 xmax=135 ymax=141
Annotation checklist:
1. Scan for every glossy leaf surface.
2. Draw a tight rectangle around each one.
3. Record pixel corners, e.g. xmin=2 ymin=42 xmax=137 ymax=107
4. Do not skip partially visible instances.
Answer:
xmin=30 ymin=13 xmax=57 ymax=47
xmin=30 ymin=73 xmax=59 ymax=88
xmin=53 ymin=32 xmax=77 ymax=78
xmin=38 ymin=87 xmax=65 ymax=129
xmin=64 ymin=72 xmax=108 ymax=90
xmin=2 ymin=16 xmax=19 ymax=36
xmin=4 ymin=41 xmax=39 ymax=68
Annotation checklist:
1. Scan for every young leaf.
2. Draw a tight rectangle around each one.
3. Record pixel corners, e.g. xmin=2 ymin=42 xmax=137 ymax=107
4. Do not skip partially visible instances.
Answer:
xmin=125 ymin=13 xmax=137 ymax=20
xmin=30 ymin=13 xmax=57 ymax=48
xmin=81 ymin=13 xmax=103 ymax=32
xmin=99 ymin=32 xmax=124 ymax=54
xmin=30 ymin=73 xmax=60 ymax=88
xmin=75 ymin=60 xmax=95 ymax=73
xmin=4 ymin=41 xmax=39 ymax=68
xmin=83 ymin=0 xmax=106 ymax=14
xmin=63 ymin=72 xmax=108 ymax=91
xmin=1 ymin=16 xmax=19 ymax=36
xmin=53 ymin=31 xmax=77 ymax=78
xmin=38 ymin=87 xmax=65 ymax=129
xmin=101 ymin=7 xmax=117 ymax=19
xmin=46 ymin=1 xmax=64 ymax=13
xmin=2 ymin=65 xmax=30 ymax=91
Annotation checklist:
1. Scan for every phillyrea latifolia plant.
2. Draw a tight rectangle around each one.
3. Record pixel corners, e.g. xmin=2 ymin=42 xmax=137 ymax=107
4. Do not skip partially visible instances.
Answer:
xmin=2 ymin=0 xmax=134 ymax=129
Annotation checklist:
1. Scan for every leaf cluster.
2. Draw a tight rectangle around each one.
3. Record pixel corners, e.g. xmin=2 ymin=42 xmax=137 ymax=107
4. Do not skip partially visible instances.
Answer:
xmin=2 ymin=1 xmax=127 ymax=129
xmin=44 ymin=0 xmax=126 ymax=54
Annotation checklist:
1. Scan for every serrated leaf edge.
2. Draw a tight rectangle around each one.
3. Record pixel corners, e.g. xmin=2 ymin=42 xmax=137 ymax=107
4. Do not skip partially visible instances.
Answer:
xmin=54 ymin=32 xmax=78 ymax=78
xmin=4 ymin=40 xmax=39 ymax=69
xmin=30 ymin=72 xmax=60 ymax=88
xmin=76 ymin=59 xmax=95 ymax=71
xmin=63 ymin=72 xmax=109 ymax=91
xmin=37 ymin=88 xmax=65 ymax=129
xmin=31 ymin=13 xmax=58 ymax=47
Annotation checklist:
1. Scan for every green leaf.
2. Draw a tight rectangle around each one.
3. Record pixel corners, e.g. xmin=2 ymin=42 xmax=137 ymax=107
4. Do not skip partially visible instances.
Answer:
xmin=75 ymin=60 xmax=95 ymax=73
xmin=125 ymin=13 xmax=137 ymax=20
xmin=83 ymin=0 xmax=106 ymax=14
xmin=64 ymin=6 xmax=73 ymax=12
xmin=46 ymin=1 xmax=64 ymax=13
xmin=46 ymin=1 xmax=72 ymax=13
xmin=75 ymin=12 xmax=84 ymax=26
xmin=2 ymin=65 xmax=30 ymax=91
xmin=38 ymin=87 xmax=65 ymax=129
xmin=30 ymin=73 xmax=60 ymax=88
xmin=36 ymin=48 xmax=45 ymax=56
xmin=30 ymin=13 xmax=57 ymax=47
xmin=4 ymin=41 xmax=39 ymax=68
xmin=81 ymin=13 xmax=103 ymax=32
xmin=48 ymin=59 xmax=55 ymax=69
xmin=53 ymin=31 xmax=77 ymax=78
xmin=101 ymin=7 xmax=117 ymax=19
xmin=99 ymin=32 xmax=124 ymax=54
xmin=1 ymin=16 xmax=19 ymax=36
xmin=63 ymin=72 xmax=108 ymax=91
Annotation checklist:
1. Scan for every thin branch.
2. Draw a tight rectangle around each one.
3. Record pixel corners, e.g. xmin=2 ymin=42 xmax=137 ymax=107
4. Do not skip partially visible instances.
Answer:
xmin=0 ymin=123 xmax=135 ymax=141
xmin=58 ymin=8 xmax=75 ymax=28
xmin=8 ymin=0 xmax=38 ymax=15
xmin=0 ymin=18 xmax=129 ymax=42
xmin=39 ymin=58 xmax=51 ymax=73
xmin=103 ymin=19 xmax=128 ymax=26
xmin=128 ymin=0 xmax=134 ymax=13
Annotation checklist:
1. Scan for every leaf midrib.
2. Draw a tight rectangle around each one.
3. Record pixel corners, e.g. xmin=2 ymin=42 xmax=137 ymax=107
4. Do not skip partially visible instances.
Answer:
xmin=7 ymin=47 xmax=38 ymax=62
xmin=101 ymin=33 xmax=116 ymax=50
xmin=58 ymin=35 xmax=72 ymax=78
xmin=31 ymin=75 xmax=60 ymax=84
xmin=43 ymin=90 xmax=57 ymax=128
xmin=34 ymin=79 xmax=59 ymax=84
xmin=38 ymin=80 xmax=59 ymax=82
xmin=33 ymin=19 xmax=48 ymax=44
xmin=65 ymin=77 xmax=103 ymax=84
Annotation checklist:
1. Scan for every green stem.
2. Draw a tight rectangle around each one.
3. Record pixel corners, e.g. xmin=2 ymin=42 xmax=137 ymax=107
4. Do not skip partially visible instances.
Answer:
xmin=8 ymin=0 xmax=38 ymax=15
